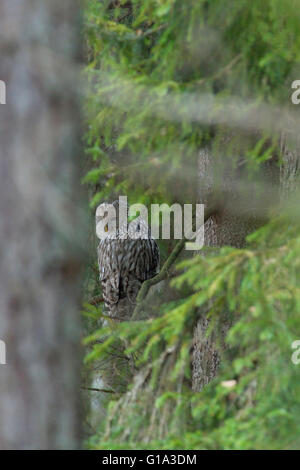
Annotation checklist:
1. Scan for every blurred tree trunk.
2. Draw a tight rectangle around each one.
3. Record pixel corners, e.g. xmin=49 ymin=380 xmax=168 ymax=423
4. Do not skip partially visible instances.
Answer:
xmin=0 ymin=0 xmax=83 ymax=449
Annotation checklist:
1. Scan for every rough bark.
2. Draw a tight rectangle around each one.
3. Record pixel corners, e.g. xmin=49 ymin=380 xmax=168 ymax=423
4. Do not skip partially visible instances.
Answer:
xmin=280 ymin=128 xmax=300 ymax=200
xmin=0 ymin=0 xmax=83 ymax=449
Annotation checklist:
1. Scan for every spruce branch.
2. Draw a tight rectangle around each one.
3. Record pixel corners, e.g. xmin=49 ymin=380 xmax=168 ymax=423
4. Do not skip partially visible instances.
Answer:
xmin=132 ymin=202 xmax=220 ymax=320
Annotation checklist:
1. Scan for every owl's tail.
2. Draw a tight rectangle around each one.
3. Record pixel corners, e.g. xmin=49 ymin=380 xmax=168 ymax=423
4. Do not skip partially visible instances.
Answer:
xmin=102 ymin=274 xmax=142 ymax=321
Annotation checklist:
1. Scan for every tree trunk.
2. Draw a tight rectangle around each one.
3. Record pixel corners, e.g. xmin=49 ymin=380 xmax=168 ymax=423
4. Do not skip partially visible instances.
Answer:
xmin=280 ymin=125 xmax=300 ymax=201
xmin=192 ymin=137 xmax=279 ymax=391
xmin=0 ymin=0 xmax=83 ymax=449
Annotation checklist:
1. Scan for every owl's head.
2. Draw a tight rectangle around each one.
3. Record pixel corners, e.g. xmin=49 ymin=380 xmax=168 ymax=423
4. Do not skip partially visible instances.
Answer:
xmin=95 ymin=199 xmax=128 ymax=239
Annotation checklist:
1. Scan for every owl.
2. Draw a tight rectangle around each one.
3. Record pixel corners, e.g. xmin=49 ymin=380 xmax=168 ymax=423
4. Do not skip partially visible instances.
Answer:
xmin=96 ymin=200 xmax=160 ymax=320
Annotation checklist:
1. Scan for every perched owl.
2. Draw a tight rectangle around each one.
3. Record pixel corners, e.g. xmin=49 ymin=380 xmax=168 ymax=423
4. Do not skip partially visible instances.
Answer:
xmin=97 ymin=200 xmax=160 ymax=320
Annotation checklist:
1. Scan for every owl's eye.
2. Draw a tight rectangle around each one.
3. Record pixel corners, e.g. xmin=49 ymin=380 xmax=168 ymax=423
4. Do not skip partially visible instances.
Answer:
xmin=104 ymin=224 xmax=108 ymax=232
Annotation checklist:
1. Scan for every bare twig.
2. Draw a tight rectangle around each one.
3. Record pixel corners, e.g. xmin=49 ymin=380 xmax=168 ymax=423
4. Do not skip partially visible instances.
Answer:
xmin=187 ymin=53 xmax=242 ymax=88
xmin=81 ymin=386 xmax=114 ymax=394
xmin=88 ymin=295 xmax=104 ymax=305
